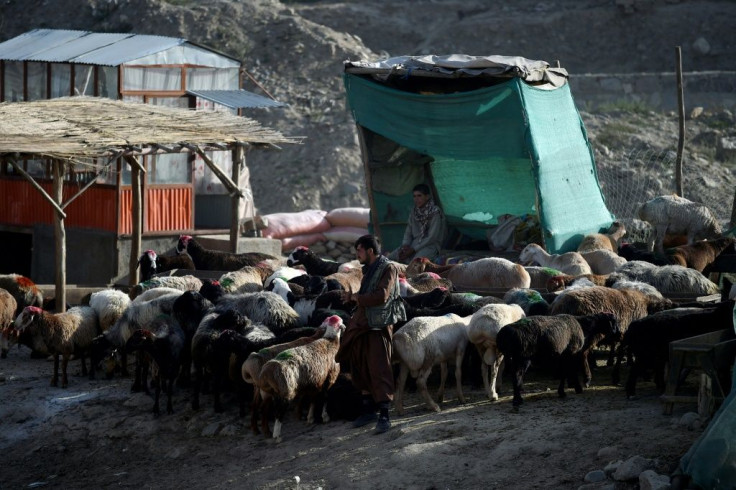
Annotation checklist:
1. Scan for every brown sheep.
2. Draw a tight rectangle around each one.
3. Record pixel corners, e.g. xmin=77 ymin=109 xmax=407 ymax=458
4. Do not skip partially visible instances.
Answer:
xmin=666 ymin=236 xmax=736 ymax=273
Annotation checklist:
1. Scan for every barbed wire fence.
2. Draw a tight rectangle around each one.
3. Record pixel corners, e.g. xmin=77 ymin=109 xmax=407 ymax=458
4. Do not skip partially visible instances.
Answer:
xmin=596 ymin=146 xmax=734 ymax=244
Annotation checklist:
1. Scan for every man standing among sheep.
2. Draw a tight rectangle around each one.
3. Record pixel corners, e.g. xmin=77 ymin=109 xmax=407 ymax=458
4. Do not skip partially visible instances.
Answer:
xmin=337 ymin=234 xmax=406 ymax=434
xmin=388 ymin=184 xmax=447 ymax=263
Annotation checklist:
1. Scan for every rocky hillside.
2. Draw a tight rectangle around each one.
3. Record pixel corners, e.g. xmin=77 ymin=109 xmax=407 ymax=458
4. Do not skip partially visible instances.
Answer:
xmin=2 ymin=0 xmax=735 ymax=219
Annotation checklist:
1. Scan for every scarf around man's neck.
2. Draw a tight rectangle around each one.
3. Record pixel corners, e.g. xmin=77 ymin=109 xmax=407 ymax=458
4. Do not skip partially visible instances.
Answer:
xmin=359 ymin=255 xmax=390 ymax=295
xmin=413 ymin=198 xmax=440 ymax=239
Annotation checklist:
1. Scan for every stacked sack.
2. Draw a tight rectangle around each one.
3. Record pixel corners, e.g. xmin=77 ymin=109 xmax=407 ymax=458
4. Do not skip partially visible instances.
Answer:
xmin=260 ymin=207 xmax=370 ymax=261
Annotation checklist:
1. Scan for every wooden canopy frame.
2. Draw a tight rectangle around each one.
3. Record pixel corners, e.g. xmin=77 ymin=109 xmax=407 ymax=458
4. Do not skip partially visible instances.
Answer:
xmin=0 ymin=97 xmax=300 ymax=310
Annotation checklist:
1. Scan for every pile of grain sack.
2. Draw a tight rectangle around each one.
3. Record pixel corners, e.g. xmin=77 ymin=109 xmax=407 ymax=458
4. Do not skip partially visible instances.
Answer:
xmin=260 ymin=208 xmax=370 ymax=262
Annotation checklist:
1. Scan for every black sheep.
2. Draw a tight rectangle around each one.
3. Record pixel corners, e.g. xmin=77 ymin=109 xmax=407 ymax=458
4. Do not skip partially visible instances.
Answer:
xmin=496 ymin=313 xmax=619 ymax=408
xmin=137 ymin=249 xmax=196 ymax=281
xmin=286 ymin=246 xmax=342 ymax=276
xmin=623 ymin=299 xmax=734 ymax=398
xmin=176 ymin=235 xmax=278 ymax=271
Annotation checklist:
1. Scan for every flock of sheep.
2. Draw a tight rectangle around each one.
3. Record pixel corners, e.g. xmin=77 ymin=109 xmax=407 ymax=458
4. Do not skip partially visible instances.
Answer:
xmin=0 ymin=194 xmax=734 ymax=439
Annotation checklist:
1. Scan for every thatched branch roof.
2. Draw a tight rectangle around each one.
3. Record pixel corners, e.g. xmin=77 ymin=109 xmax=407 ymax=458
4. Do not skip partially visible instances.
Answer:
xmin=0 ymin=96 xmax=300 ymax=161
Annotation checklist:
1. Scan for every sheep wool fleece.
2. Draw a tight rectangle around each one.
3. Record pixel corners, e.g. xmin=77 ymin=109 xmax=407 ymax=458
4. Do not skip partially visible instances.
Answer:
xmin=337 ymin=260 xmax=401 ymax=404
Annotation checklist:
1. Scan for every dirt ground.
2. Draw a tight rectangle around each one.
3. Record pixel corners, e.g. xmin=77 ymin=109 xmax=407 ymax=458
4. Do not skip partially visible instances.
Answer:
xmin=0 ymin=342 xmax=706 ymax=489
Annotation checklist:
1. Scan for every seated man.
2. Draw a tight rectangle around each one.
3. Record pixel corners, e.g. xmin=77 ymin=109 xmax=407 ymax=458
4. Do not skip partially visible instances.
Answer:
xmin=388 ymin=184 xmax=446 ymax=264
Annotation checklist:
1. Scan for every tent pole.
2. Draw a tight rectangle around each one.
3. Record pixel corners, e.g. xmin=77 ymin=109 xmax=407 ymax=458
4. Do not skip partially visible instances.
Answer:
xmin=356 ymin=126 xmax=381 ymax=241
xmin=52 ymin=160 xmax=67 ymax=313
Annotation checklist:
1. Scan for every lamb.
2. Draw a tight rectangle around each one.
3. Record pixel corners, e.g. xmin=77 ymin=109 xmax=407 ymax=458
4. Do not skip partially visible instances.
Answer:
xmin=14 ymin=305 xmax=100 ymax=387
xmin=393 ymin=313 xmax=473 ymax=414
xmin=218 ymin=267 xmax=267 ymax=294
xmin=524 ymin=266 xmax=564 ymax=289
xmin=549 ymin=286 xmax=673 ymax=386
xmin=257 ymin=315 xmax=344 ymax=439
xmin=0 ymin=273 xmax=43 ymax=316
xmin=519 ymin=243 xmax=593 ymax=276
xmin=577 ymin=220 xmax=627 ymax=253
xmin=622 ymin=300 xmax=734 ymax=399
xmin=637 ymin=195 xmax=722 ymax=255
xmin=496 ymin=313 xmax=619 ymax=407
xmin=124 ymin=315 xmax=186 ymax=415
xmin=0 ymin=289 xmax=18 ymax=358
xmin=406 ymin=257 xmax=531 ymax=291
xmin=89 ymin=289 xmax=131 ymax=332
xmin=286 ymin=246 xmax=343 ymax=276
xmin=242 ymin=326 xmax=325 ymax=435
xmin=466 ymin=303 xmax=526 ymax=401
xmin=176 ymin=234 xmax=279 ymax=271
xmin=137 ymin=249 xmax=196 ymax=281
xmin=503 ymin=289 xmax=551 ymax=316
xmin=324 ymin=267 xmax=363 ymax=293
xmin=216 ymin=291 xmax=300 ymax=335
xmin=606 ymin=260 xmax=720 ymax=297
xmin=580 ymin=249 xmax=627 ymax=275
xmin=666 ymin=237 xmax=736 ymax=273
xmin=128 ymin=275 xmax=203 ymax=300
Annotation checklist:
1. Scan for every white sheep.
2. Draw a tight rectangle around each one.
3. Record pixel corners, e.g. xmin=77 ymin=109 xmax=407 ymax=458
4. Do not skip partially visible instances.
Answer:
xmin=257 ymin=315 xmax=344 ymax=439
xmin=393 ymin=313 xmax=473 ymax=414
xmin=466 ymin=303 xmax=526 ymax=401
xmin=218 ymin=267 xmax=266 ymax=293
xmin=264 ymin=266 xmax=307 ymax=289
xmin=637 ymin=195 xmax=722 ymax=254
xmin=577 ymin=221 xmax=627 ymax=253
xmin=131 ymin=287 xmax=185 ymax=304
xmin=519 ymin=243 xmax=592 ymax=276
xmin=580 ymin=249 xmax=627 ymax=275
xmin=608 ymin=260 xmax=720 ymax=297
xmin=406 ymin=257 xmax=531 ymax=291
xmin=14 ymin=305 xmax=100 ymax=387
xmin=0 ymin=289 xmax=18 ymax=358
xmin=89 ymin=289 xmax=131 ymax=331
xmin=129 ymin=275 xmax=203 ymax=300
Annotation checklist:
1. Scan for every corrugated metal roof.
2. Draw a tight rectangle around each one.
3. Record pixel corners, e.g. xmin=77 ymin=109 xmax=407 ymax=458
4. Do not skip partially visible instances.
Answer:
xmin=187 ymin=89 xmax=287 ymax=109
xmin=0 ymin=29 xmax=188 ymax=66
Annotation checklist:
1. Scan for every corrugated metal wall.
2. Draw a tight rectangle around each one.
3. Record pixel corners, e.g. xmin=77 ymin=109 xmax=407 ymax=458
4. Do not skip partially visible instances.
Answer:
xmin=118 ymin=186 xmax=192 ymax=234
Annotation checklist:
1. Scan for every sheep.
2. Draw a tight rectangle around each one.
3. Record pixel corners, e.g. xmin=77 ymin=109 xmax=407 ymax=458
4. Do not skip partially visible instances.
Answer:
xmin=577 ymin=221 xmax=627 ymax=253
xmin=0 ymin=289 xmax=18 ymax=358
xmin=666 ymin=237 xmax=736 ymax=273
xmin=503 ymin=289 xmax=551 ymax=316
xmin=519 ymin=243 xmax=593 ymax=276
xmin=190 ymin=309 xmax=253 ymax=411
xmin=89 ymin=289 xmax=130 ymax=332
xmin=393 ymin=313 xmax=473 ymax=414
xmin=466 ymin=303 xmax=526 ymax=401
xmin=124 ymin=315 xmax=186 ymax=415
xmin=242 ymin=326 xmax=325 ymax=435
xmin=524 ymin=266 xmax=564 ymax=289
xmin=546 ymin=273 xmax=608 ymax=292
xmin=199 ymin=279 xmax=226 ymax=304
xmin=401 ymin=287 xmax=450 ymax=310
xmin=176 ymin=234 xmax=279 ymax=271
xmin=617 ymin=243 xmax=672 ymax=266
xmin=622 ymin=300 xmax=734 ymax=399
xmin=285 ymin=274 xmax=336 ymax=296
xmin=137 ymin=249 xmax=196 ymax=281
xmin=131 ymin=287 xmax=185 ymax=304
xmin=496 ymin=313 xmax=619 ymax=407
xmin=257 ymin=315 xmax=344 ymax=439
xmin=286 ymin=246 xmax=343 ymax=276
xmin=14 ymin=305 xmax=100 ymax=387
xmin=216 ymin=291 xmax=300 ymax=335
xmin=580 ymin=249 xmax=627 ymax=275
xmin=607 ymin=260 xmax=720 ymax=297
xmin=218 ymin=267 xmax=267 ymax=294
xmin=404 ymin=272 xmax=453 ymax=293
xmin=129 ymin=275 xmax=203 ymax=300
xmin=406 ymin=257 xmax=531 ymax=291
xmin=171 ymin=290 xmax=214 ymax=387
xmin=264 ymin=266 xmax=307 ymax=289
xmin=0 ymin=273 xmax=43 ymax=316
xmin=90 ymin=291 xmax=183 ymax=382
xmin=324 ymin=267 xmax=363 ymax=293
xmin=637 ymin=195 xmax=722 ymax=255
xmin=549 ymin=286 xmax=674 ymax=386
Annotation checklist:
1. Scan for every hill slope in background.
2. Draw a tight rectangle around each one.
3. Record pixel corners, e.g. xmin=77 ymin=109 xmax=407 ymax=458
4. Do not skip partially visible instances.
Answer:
xmin=1 ymin=0 xmax=734 ymax=217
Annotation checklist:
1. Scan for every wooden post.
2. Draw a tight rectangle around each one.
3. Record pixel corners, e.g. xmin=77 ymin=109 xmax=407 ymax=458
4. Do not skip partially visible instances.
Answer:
xmin=52 ymin=160 xmax=67 ymax=313
xmin=230 ymin=146 xmax=243 ymax=253
xmin=675 ymin=46 xmax=685 ymax=198
xmin=731 ymin=188 xmax=736 ymax=229
xmin=126 ymin=155 xmax=143 ymax=286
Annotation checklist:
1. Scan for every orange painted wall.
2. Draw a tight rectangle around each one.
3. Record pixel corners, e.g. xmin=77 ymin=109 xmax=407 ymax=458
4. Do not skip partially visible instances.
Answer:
xmin=118 ymin=186 xmax=193 ymax=234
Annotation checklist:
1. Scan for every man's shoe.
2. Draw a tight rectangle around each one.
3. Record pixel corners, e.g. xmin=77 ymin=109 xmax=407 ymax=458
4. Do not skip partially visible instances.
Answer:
xmin=374 ymin=416 xmax=391 ymax=434
xmin=352 ymin=412 xmax=378 ymax=428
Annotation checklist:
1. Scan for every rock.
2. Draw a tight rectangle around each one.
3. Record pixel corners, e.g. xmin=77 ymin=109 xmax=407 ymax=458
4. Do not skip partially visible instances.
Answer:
xmin=613 ymin=455 xmax=655 ymax=481
xmin=692 ymin=37 xmax=711 ymax=55
xmin=311 ymin=243 xmax=328 ymax=255
xmin=327 ymin=248 xmax=343 ymax=259
xmin=342 ymin=181 xmax=363 ymax=196
xmin=201 ymin=422 xmax=222 ymax=437
xmin=584 ymin=470 xmax=607 ymax=483
xmin=597 ymin=446 xmax=619 ymax=460
xmin=689 ymin=106 xmax=704 ymax=119
xmin=639 ymin=469 xmax=670 ymax=490
xmin=326 ymin=240 xmax=337 ymax=250
xmin=603 ymin=460 xmax=622 ymax=476
xmin=577 ymin=483 xmax=615 ymax=490
xmin=717 ymin=137 xmax=736 ymax=161
xmin=677 ymin=412 xmax=701 ymax=430
xmin=220 ymin=424 xmax=239 ymax=436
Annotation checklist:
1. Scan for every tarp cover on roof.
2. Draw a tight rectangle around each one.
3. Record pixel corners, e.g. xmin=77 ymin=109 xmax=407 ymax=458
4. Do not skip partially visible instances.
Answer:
xmin=187 ymin=89 xmax=286 ymax=109
xmin=343 ymin=71 xmax=613 ymax=253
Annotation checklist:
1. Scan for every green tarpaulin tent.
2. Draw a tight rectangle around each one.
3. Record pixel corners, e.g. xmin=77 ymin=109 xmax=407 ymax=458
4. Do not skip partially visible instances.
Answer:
xmin=344 ymin=54 xmax=614 ymax=254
